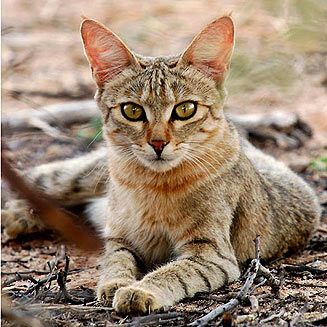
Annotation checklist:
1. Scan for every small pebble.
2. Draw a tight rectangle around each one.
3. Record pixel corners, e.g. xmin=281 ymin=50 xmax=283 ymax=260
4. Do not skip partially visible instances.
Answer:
xmin=312 ymin=260 xmax=322 ymax=268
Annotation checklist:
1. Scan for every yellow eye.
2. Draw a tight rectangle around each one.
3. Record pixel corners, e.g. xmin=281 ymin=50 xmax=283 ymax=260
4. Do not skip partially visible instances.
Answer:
xmin=121 ymin=103 xmax=145 ymax=121
xmin=174 ymin=102 xmax=197 ymax=120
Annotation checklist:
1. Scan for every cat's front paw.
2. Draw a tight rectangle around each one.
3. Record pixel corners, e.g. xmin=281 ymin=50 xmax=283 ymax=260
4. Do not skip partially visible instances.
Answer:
xmin=1 ymin=200 xmax=45 ymax=239
xmin=97 ymin=279 xmax=132 ymax=306
xmin=113 ymin=286 xmax=162 ymax=314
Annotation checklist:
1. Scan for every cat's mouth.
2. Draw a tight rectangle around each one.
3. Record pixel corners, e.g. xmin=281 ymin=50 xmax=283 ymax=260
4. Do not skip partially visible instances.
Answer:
xmin=137 ymin=155 xmax=182 ymax=172
xmin=152 ymin=157 xmax=167 ymax=161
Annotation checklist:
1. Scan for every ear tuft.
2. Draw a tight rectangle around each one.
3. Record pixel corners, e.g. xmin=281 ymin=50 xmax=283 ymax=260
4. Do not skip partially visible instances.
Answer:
xmin=81 ymin=19 xmax=137 ymax=87
xmin=178 ymin=16 xmax=235 ymax=83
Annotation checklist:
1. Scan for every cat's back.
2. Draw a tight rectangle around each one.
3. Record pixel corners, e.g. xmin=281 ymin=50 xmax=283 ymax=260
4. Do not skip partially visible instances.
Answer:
xmin=240 ymin=137 xmax=316 ymax=200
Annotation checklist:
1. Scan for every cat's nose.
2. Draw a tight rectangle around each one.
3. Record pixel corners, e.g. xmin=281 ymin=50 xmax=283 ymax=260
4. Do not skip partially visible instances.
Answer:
xmin=148 ymin=140 xmax=169 ymax=157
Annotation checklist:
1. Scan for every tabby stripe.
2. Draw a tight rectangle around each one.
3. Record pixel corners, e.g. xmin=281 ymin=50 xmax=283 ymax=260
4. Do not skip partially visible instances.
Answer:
xmin=182 ymin=238 xmax=238 ymax=266
xmin=105 ymin=237 xmax=126 ymax=243
xmin=209 ymin=111 xmax=221 ymax=121
xmin=205 ymin=260 xmax=229 ymax=284
xmin=193 ymin=267 xmax=211 ymax=291
xmin=185 ymin=257 xmax=229 ymax=284
xmin=174 ymin=272 xmax=190 ymax=297
xmin=113 ymin=247 xmax=145 ymax=272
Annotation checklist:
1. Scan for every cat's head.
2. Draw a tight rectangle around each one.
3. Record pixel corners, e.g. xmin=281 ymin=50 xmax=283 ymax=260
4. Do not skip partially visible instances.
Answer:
xmin=81 ymin=17 xmax=235 ymax=172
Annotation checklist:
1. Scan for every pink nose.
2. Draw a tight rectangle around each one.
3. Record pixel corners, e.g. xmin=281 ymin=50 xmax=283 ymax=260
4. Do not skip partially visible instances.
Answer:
xmin=148 ymin=140 xmax=169 ymax=157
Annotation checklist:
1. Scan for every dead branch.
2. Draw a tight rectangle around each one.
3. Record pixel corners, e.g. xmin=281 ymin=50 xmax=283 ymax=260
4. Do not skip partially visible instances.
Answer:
xmin=250 ymin=277 xmax=267 ymax=292
xmin=54 ymin=255 xmax=84 ymax=304
xmin=7 ymin=87 xmax=94 ymax=101
xmin=2 ymin=100 xmax=99 ymax=133
xmin=289 ymin=303 xmax=308 ymax=327
xmin=1 ymin=149 xmax=102 ymax=252
xmin=283 ymin=263 xmax=327 ymax=276
xmin=23 ymin=274 xmax=57 ymax=296
xmin=105 ymin=312 xmax=182 ymax=327
xmin=228 ymin=112 xmax=299 ymax=130
xmin=285 ymin=281 xmax=327 ymax=288
xmin=1 ymin=270 xmax=51 ymax=276
xmin=248 ymin=295 xmax=259 ymax=312
xmin=27 ymin=117 xmax=72 ymax=140
xmin=258 ymin=264 xmax=281 ymax=286
xmin=189 ymin=236 xmax=261 ymax=327
xmin=259 ymin=309 xmax=285 ymax=323
xmin=2 ymin=273 xmax=38 ymax=287
xmin=228 ymin=111 xmax=312 ymax=148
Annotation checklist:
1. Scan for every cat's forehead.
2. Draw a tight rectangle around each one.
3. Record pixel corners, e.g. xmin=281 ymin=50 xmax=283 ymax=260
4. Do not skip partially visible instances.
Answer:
xmin=134 ymin=56 xmax=216 ymax=106
xmin=135 ymin=55 xmax=180 ymax=68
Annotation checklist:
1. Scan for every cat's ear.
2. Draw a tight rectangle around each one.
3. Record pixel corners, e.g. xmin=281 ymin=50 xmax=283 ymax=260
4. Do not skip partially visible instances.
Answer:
xmin=81 ymin=19 xmax=138 ymax=87
xmin=178 ymin=16 xmax=234 ymax=83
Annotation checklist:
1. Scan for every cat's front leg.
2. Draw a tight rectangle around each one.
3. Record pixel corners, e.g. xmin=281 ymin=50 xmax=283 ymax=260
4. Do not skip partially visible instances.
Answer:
xmin=112 ymin=237 xmax=240 ymax=314
xmin=97 ymin=237 xmax=144 ymax=305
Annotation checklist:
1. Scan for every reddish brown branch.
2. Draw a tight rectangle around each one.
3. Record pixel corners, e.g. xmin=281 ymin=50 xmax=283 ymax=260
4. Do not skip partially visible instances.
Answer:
xmin=1 ymin=147 xmax=102 ymax=252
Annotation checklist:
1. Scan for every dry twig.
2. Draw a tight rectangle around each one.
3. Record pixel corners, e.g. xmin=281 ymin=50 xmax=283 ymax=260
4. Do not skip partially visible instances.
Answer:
xmin=189 ymin=236 xmax=261 ymax=327
xmin=1 ymin=149 xmax=102 ymax=252
xmin=54 ymin=255 xmax=84 ymax=304
xmin=260 ymin=309 xmax=285 ymax=323
xmin=2 ymin=273 xmax=38 ymax=288
xmin=283 ymin=263 xmax=327 ymax=276
xmin=289 ymin=303 xmax=308 ymax=327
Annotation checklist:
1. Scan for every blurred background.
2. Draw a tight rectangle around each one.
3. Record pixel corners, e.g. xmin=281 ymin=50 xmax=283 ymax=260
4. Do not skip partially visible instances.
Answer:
xmin=2 ymin=0 xmax=327 ymax=144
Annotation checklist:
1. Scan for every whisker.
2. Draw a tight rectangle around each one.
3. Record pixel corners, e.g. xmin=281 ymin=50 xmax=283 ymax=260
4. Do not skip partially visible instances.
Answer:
xmin=87 ymin=130 xmax=103 ymax=148
xmin=184 ymin=152 xmax=214 ymax=183
xmin=187 ymin=148 xmax=220 ymax=173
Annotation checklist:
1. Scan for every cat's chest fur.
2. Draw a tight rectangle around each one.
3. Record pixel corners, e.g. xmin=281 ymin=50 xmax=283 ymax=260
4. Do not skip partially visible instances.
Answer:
xmin=105 ymin=177 xmax=194 ymax=267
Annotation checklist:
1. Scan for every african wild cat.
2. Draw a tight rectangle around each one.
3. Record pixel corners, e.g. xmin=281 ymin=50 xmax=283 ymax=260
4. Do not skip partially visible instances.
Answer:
xmin=2 ymin=16 xmax=320 ymax=314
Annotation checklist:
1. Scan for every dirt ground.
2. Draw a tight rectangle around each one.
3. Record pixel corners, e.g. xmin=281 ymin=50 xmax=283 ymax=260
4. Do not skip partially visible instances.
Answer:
xmin=1 ymin=0 xmax=327 ymax=326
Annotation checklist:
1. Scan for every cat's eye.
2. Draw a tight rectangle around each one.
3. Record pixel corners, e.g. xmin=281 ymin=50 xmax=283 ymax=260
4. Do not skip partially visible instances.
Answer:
xmin=121 ymin=103 xmax=145 ymax=121
xmin=173 ymin=102 xmax=197 ymax=120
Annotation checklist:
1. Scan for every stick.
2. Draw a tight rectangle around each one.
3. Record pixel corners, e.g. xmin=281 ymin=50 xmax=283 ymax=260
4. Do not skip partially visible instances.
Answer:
xmin=258 ymin=264 xmax=281 ymax=287
xmin=55 ymin=256 xmax=84 ymax=304
xmin=104 ymin=312 xmax=182 ymax=327
xmin=189 ymin=236 xmax=261 ymax=327
xmin=289 ymin=303 xmax=308 ymax=327
xmin=259 ymin=309 xmax=285 ymax=323
xmin=1 ymin=270 xmax=50 ymax=276
xmin=1 ymin=149 xmax=102 ymax=252
xmin=16 ymin=303 xmax=114 ymax=312
xmin=2 ymin=273 xmax=38 ymax=287
xmin=283 ymin=264 xmax=327 ymax=276
xmin=2 ymin=100 xmax=99 ymax=133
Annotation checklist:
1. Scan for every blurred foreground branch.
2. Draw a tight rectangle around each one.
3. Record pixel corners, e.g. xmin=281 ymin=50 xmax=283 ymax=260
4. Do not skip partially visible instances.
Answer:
xmin=2 ymin=100 xmax=98 ymax=133
xmin=1 ymin=148 xmax=102 ymax=252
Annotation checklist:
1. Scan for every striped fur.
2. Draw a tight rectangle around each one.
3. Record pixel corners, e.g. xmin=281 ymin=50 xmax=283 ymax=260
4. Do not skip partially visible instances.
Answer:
xmin=2 ymin=16 xmax=320 ymax=314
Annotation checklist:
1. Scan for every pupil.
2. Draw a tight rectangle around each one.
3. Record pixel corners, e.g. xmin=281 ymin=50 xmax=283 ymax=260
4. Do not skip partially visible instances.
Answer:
xmin=132 ymin=106 xmax=137 ymax=115
xmin=183 ymin=105 xmax=186 ymax=113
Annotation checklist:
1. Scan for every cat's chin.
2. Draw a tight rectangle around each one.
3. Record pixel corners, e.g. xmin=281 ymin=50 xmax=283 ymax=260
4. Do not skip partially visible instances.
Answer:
xmin=139 ymin=158 xmax=181 ymax=172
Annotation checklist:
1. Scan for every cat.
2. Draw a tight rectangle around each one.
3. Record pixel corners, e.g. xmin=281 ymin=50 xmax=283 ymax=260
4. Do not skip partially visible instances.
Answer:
xmin=2 ymin=16 xmax=320 ymax=314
